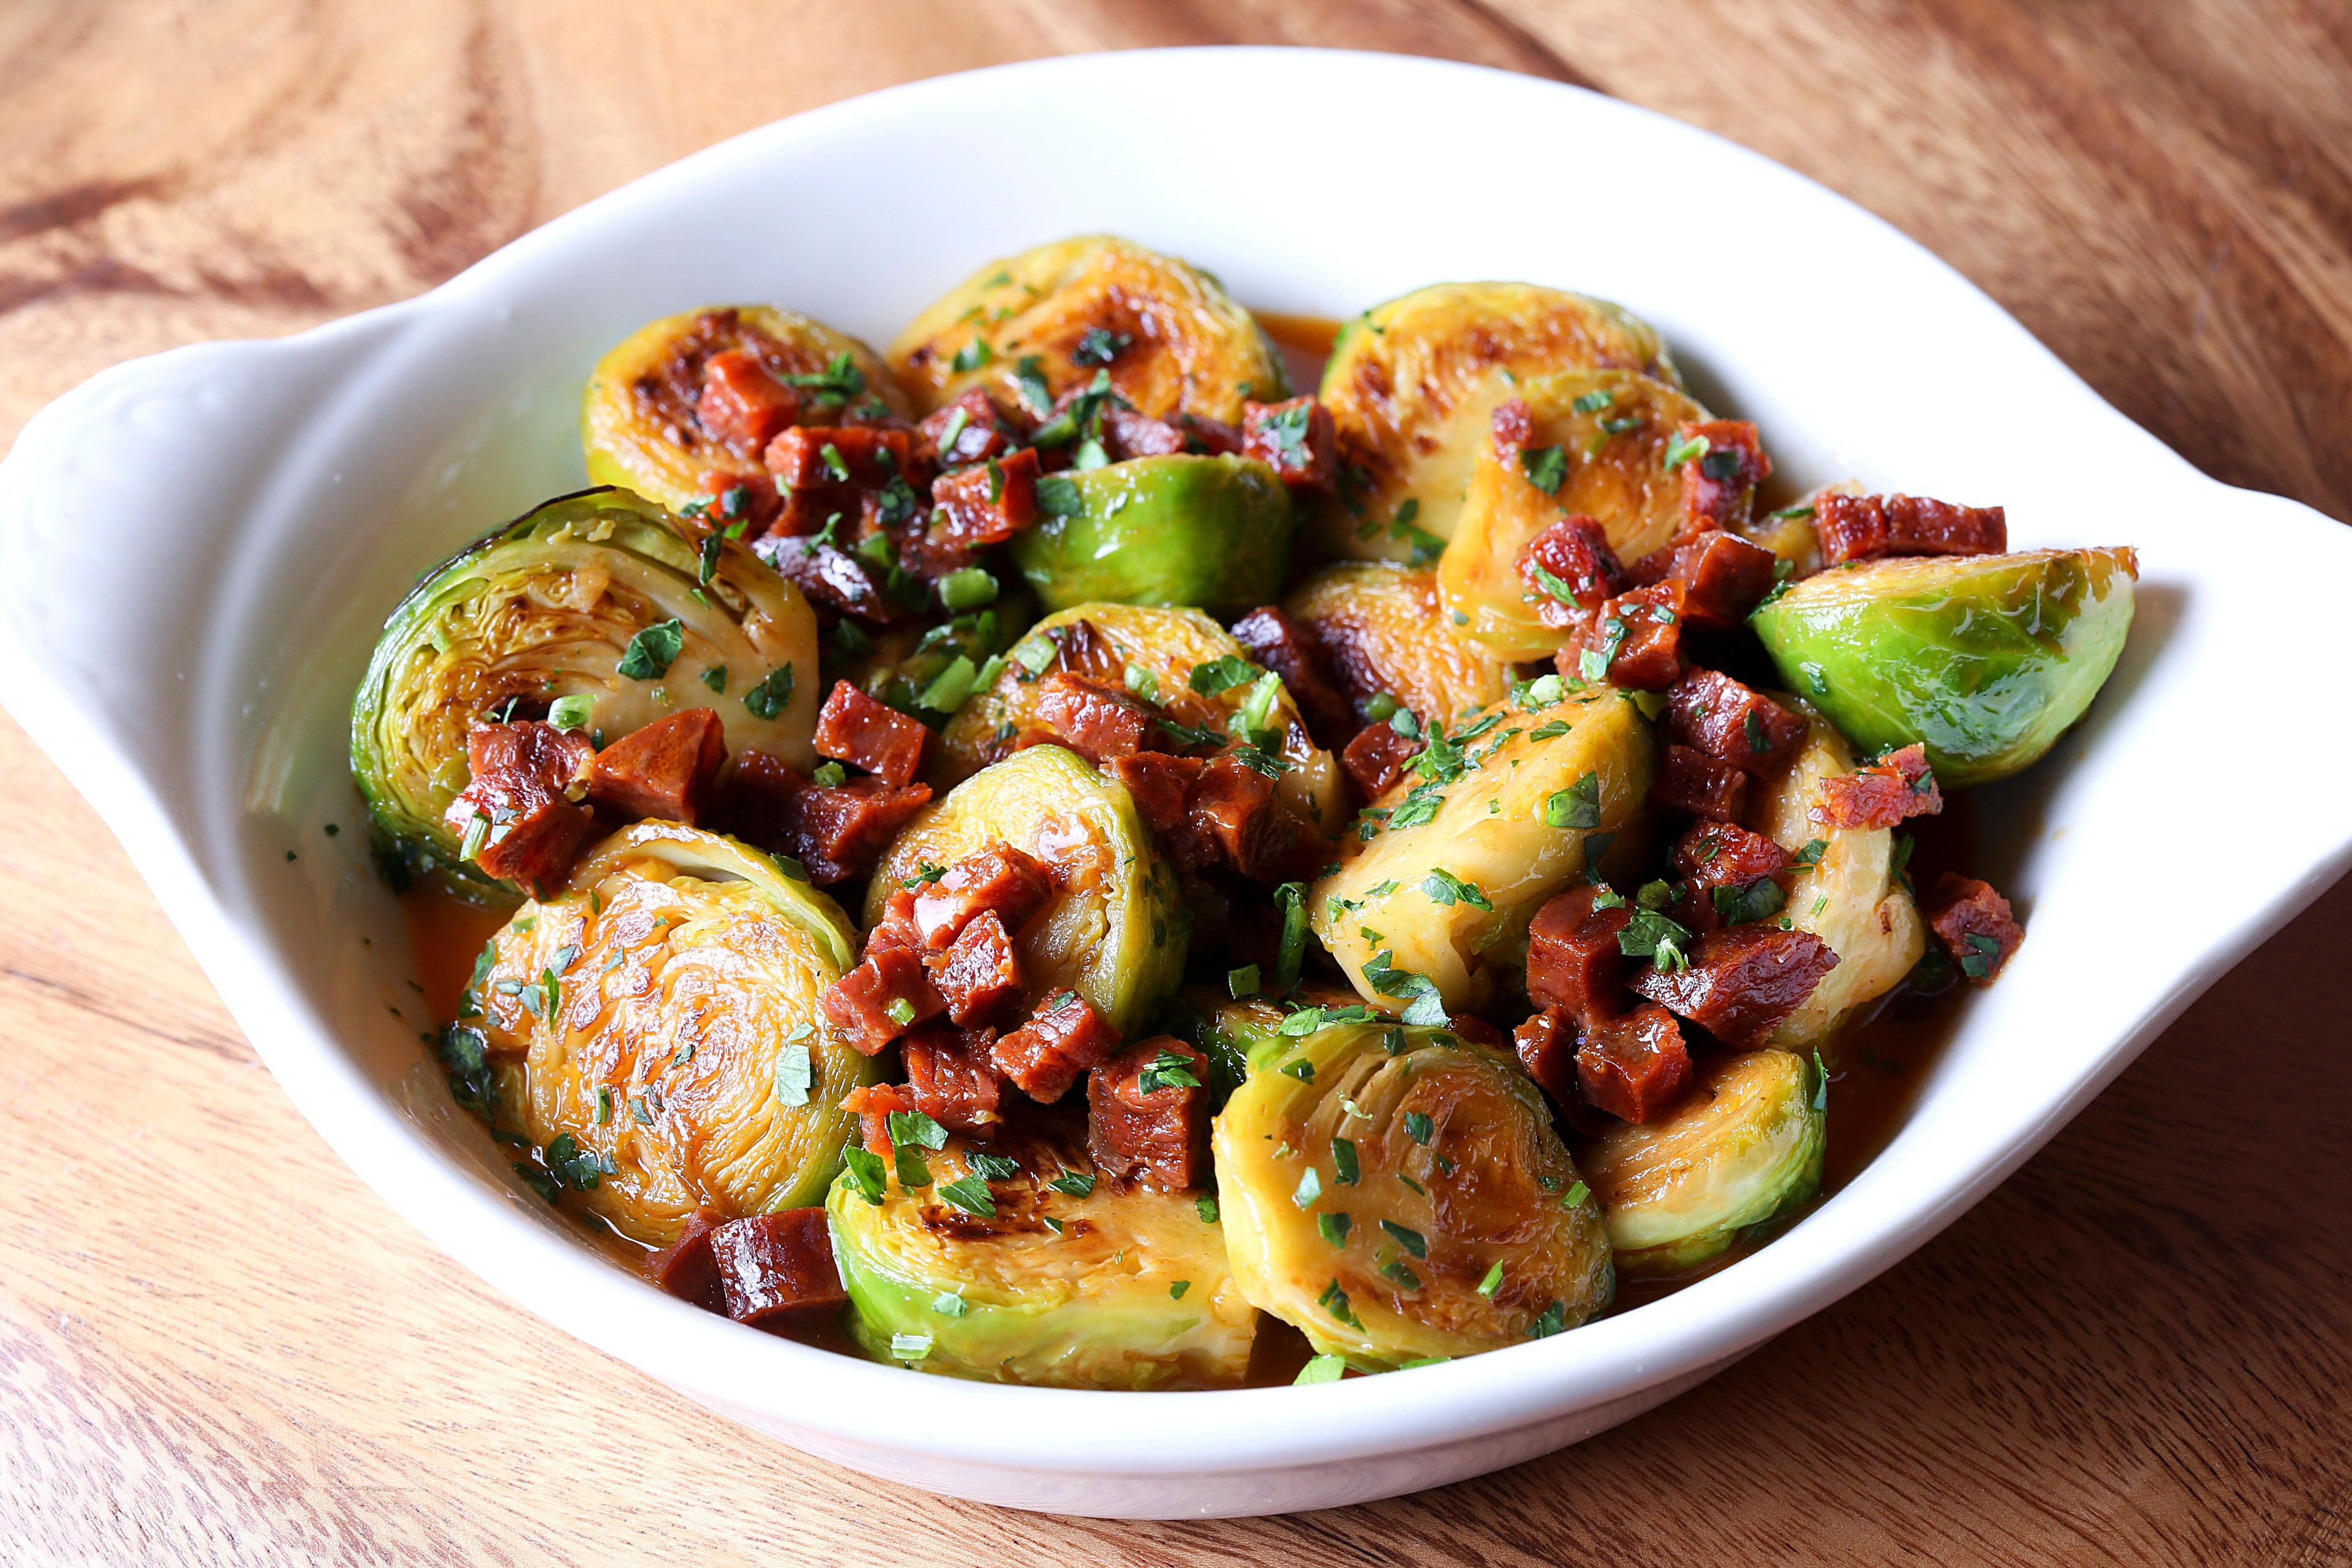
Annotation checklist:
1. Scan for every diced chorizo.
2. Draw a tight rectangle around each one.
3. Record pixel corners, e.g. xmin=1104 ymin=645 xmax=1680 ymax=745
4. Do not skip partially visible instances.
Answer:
xmin=443 ymin=720 xmax=596 ymax=895
xmin=1671 ymin=820 xmax=1794 ymax=892
xmin=1241 ymin=396 xmax=1338 ymax=491
xmin=710 ymin=1209 xmax=848 ymax=1332
xmin=1651 ymin=744 xmax=1750 ymax=822
xmin=918 ymin=388 xmax=1016 ymax=469
xmin=1490 ymin=397 xmax=1534 ymax=453
xmin=1525 ymin=887 xmax=1634 ymax=1026
xmin=911 ymin=846 xmax=1054 ymax=949
xmin=1341 ymin=720 xmax=1422 ymax=802
xmin=930 ymin=445 xmax=1040 ymax=554
xmin=1630 ymin=926 xmax=1839 ymax=1048
xmin=1811 ymin=742 xmax=1942 ymax=830
xmin=1814 ymin=492 xmax=2007 ymax=566
xmin=1185 ymin=755 xmax=1316 ymax=882
xmin=813 ymin=680 xmax=930 ymax=788
xmin=821 ymin=943 xmax=945 ymax=1057
xmin=1677 ymin=419 xmax=1771 ymax=535
xmin=1103 ymin=404 xmax=1190 ymax=461
xmin=1229 ymin=606 xmax=1352 ymax=747
xmin=1923 ymin=872 xmax=2022 ymax=982
xmin=644 ymin=1208 xmax=726 ymax=1313
xmin=1664 ymin=669 xmax=1807 ymax=777
xmin=586 ymin=708 xmax=728 ymax=825
xmin=799 ymin=776 xmax=935 ymax=884
xmin=1575 ymin=1004 xmax=1694 ymax=1123
xmin=932 ymin=910 xmax=1025 ymax=1027
xmin=1042 ymin=617 xmax=1120 ymax=682
xmin=839 ymin=1083 xmax=918 ymax=1158
xmin=903 ymin=1023 xmax=1006 ymax=1133
xmin=1556 ymin=582 xmax=1686 ymax=690
xmin=1088 ymin=1036 xmax=1210 ymax=1192
xmin=1662 ymin=530 xmax=1781 ymax=628
xmin=753 ymin=533 xmax=906 ymax=624
xmin=1175 ymin=412 xmax=1243 ymax=456
xmin=1032 ymin=671 xmax=1161 ymax=764
xmin=695 ymin=349 xmax=802 ymax=460
xmin=993 ymin=990 xmax=1120 ymax=1104
xmin=1108 ymin=752 xmax=1205 ymax=837
xmin=1519 ymin=514 xmax=1627 ymax=625
xmin=1446 ymin=1016 xmax=1509 ymax=1050
xmin=1513 ymin=1005 xmax=1580 ymax=1103
xmin=761 ymin=425 xmax=910 ymax=489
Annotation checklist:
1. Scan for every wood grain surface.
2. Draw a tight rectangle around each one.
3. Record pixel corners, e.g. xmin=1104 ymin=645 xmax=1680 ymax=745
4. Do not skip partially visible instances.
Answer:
xmin=2 ymin=2 xmax=2347 ymax=1562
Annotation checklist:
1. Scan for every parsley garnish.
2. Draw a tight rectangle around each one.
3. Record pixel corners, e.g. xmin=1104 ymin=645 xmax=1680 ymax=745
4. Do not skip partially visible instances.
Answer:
xmin=1362 ymin=950 xmax=1447 ymax=1026
xmin=1545 ymin=770 xmax=1602 ymax=829
xmin=616 ymin=619 xmax=685 ymax=680
xmin=744 ymin=663 xmax=796 ymax=720
xmin=1137 ymin=1050 xmax=1203 ymax=1094
xmin=1421 ymin=868 xmax=1491 ymax=910
xmin=1048 ymin=1170 xmax=1098 ymax=1198
xmin=937 ymin=1175 xmax=997 ymax=1218
xmin=1071 ymin=326 xmax=1132 ymax=367
xmin=1521 ymin=445 xmax=1567 ymax=494
xmin=1332 ymin=1138 xmax=1361 ymax=1185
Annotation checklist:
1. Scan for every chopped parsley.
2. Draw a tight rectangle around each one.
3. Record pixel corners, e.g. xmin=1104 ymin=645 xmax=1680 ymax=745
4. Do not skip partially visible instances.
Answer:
xmin=937 ymin=1175 xmax=997 ymax=1218
xmin=744 ymin=663 xmax=796 ymax=720
xmin=616 ymin=619 xmax=685 ymax=680
xmin=1545 ymin=771 xmax=1602 ymax=830
xmin=1048 ymin=1170 xmax=1098 ymax=1198
xmin=1421 ymin=868 xmax=1492 ymax=910
xmin=1521 ymin=444 xmax=1568 ymax=495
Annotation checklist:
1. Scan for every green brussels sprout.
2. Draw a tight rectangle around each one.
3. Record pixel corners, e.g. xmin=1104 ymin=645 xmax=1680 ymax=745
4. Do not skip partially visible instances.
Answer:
xmin=864 ymin=744 xmax=1186 ymax=1036
xmin=1747 ymin=697 xmax=1925 ymax=1050
xmin=1009 ymin=454 xmax=1293 ymax=619
xmin=1285 ymin=562 xmax=1515 ymax=733
xmin=351 ymin=488 xmax=818 ymax=898
xmin=470 ymin=821 xmax=872 ymax=1248
xmin=1441 ymin=369 xmax=1715 ymax=659
xmin=939 ymin=601 xmax=1346 ymax=833
xmin=1172 ymin=981 xmax=1371 ymax=1108
xmin=888 ymin=234 xmax=1285 ymax=423
xmin=832 ymin=583 xmax=1039 ymax=725
xmin=1315 ymin=282 xmax=1680 ymax=562
xmin=1581 ymin=1048 xmax=1825 ymax=1277
xmin=827 ymin=1121 xmax=1257 ymax=1389
xmin=582 ymin=305 xmax=907 ymax=514
xmin=1310 ymin=687 xmax=1654 ymax=1016
xmin=1751 ymin=547 xmax=2140 ymax=788
xmin=1213 ymin=1021 xmax=1612 ymax=1369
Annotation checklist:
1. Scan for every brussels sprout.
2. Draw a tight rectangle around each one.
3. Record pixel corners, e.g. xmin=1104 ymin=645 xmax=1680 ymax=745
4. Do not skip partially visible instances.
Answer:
xmin=1213 ymin=1020 xmax=1611 ymax=1368
xmin=581 ymin=306 xmax=907 ymax=514
xmin=834 ymin=584 xmax=1038 ymax=724
xmin=1439 ymin=369 xmax=1716 ymax=659
xmin=1752 ymin=547 xmax=2139 ymax=788
xmin=1314 ymin=283 xmax=1680 ymax=562
xmin=1173 ymin=982 xmax=1371 ymax=1105
xmin=1285 ymin=562 xmax=1516 ymax=733
xmin=1581 ymin=1048 xmax=1825 ymax=1276
xmin=1747 ymin=698 xmax=1926 ymax=1049
xmin=1009 ymin=454 xmax=1293 ymax=619
xmin=888 ymin=234 xmax=1285 ymax=423
xmin=351 ymin=488 xmax=818 ymax=897
xmin=828 ymin=1120 xmax=1256 ymax=1389
xmin=939 ymin=601 xmax=1346 ymax=833
xmin=471 ymin=822 xmax=872 ymax=1247
xmin=864 ymin=744 xmax=1186 ymax=1036
xmin=1311 ymin=687 xmax=1654 ymax=1016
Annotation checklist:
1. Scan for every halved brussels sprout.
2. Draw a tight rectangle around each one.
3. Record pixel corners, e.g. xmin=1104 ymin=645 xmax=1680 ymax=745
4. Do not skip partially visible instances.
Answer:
xmin=1311 ymin=687 xmax=1654 ymax=1015
xmin=1752 ymin=548 xmax=2139 ymax=788
xmin=864 ymin=744 xmax=1185 ymax=1036
xmin=1214 ymin=1020 xmax=1611 ymax=1369
xmin=352 ymin=488 xmax=818 ymax=896
xmin=581 ymin=306 xmax=907 ymax=513
xmin=1581 ymin=1048 xmax=1824 ymax=1277
xmin=1440 ymin=369 xmax=1714 ymax=659
xmin=1747 ymin=698 xmax=1926 ymax=1049
xmin=1010 ymin=454 xmax=1293 ymax=618
xmin=827 ymin=1121 xmax=1256 ymax=1389
xmin=835 ymin=586 xmax=1038 ymax=725
xmin=938 ymin=601 xmax=1346 ymax=833
xmin=1173 ymin=981 xmax=1368 ymax=1105
xmin=1315 ymin=282 xmax=1680 ymax=562
xmin=471 ymin=822 xmax=872 ymax=1248
xmin=1284 ymin=562 xmax=1515 ymax=732
xmin=888 ymin=234 xmax=1286 ymax=422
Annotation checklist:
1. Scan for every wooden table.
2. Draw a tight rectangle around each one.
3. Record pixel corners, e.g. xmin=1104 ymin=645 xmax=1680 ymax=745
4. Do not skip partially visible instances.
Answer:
xmin=4 ymin=2 xmax=2347 ymax=1561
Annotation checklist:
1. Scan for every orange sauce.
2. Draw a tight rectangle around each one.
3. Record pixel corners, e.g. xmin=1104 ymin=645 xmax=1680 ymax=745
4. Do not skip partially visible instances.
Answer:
xmin=401 ymin=889 xmax=511 ymax=1023
xmin=1254 ymin=311 xmax=1344 ymax=399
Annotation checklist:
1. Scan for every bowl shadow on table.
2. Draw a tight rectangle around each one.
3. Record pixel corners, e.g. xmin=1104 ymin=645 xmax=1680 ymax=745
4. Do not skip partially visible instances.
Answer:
xmin=1208 ymin=875 xmax=2348 ymax=1565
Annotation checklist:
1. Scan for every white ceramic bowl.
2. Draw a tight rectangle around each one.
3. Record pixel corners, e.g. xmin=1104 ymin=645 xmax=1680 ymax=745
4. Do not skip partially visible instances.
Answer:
xmin=2 ymin=47 xmax=2346 ymax=1519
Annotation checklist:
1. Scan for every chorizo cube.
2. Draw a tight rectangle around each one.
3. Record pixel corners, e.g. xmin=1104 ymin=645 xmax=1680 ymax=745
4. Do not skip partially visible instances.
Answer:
xmin=1630 ymin=926 xmax=1839 ymax=1047
xmin=1651 ymin=744 xmax=1751 ymax=822
xmin=1241 ymin=396 xmax=1338 ymax=491
xmin=931 ymin=910 xmax=1025 ymax=1027
xmin=696 ymin=349 xmax=802 ymax=459
xmin=443 ymin=720 xmax=597 ymax=895
xmin=1519 ymin=514 xmax=1628 ymax=624
xmin=787 ymin=775 xmax=934 ymax=884
xmin=586 ymin=707 xmax=728 ymax=825
xmin=1671 ymin=820 xmax=1795 ymax=894
xmin=645 ymin=1207 xmax=728 ymax=1313
xmin=1558 ymin=582 xmax=1686 ymax=691
xmin=1230 ymin=605 xmax=1352 ymax=746
xmin=1341 ymin=721 xmax=1422 ymax=802
xmin=1923 ymin=872 xmax=2022 ymax=981
xmin=1885 ymin=494 xmax=2005 ymax=557
xmin=1033 ymin=671 xmax=1160 ymax=764
xmin=918 ymin=388 xmax=1015 ymax=469
xmin=813 ymin=679 xmax=930 ymax=787
xmin=762 ymin=424 xmax=910 ymax=489
xmin=1525 ymin=886 xmax=1635 ymax=1025
xmin=1664 ymin=669 xmax=1807 ymax=776
xmin=931 ymin=445 xmax=1041 ymax=553
xmin=1512 ymin=1005 xmax=1580 ymax=1104
xmin=1812 ymin=742 xmax=1942 ymax=830
xmin=992 ymin=990 xmax=1120 ymax=1104
xmin=1575 ymin=1003 xmax=1694 ymax=1123
xmin=710 ymin=1210 xmax=848 ymax=1332
xmin=1088 ymin=1035 xmax=1211 ymax=1193
xmin=911 ymin=846 xmax=1055 ymax=949
xmin=820 ymin=944 xmax=944 ymax=1057
xmin=1664 ymin=530 xmax=1781 ymax=628
xmin=1185 ymin=755 xmax=1307 ymax=881
xmin=903 ymin=1023 xmax=1006 ymax=1133
xmin=1104 ymin=405 xmax=1190 ymax=461
xmin=839 ymin=1083 xmax=918 ymax=1158
xmin=1108 ymin=752 xmax=1206 ymax=837
xmin=1677 ymin=418 xmax=1771 ymax=533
